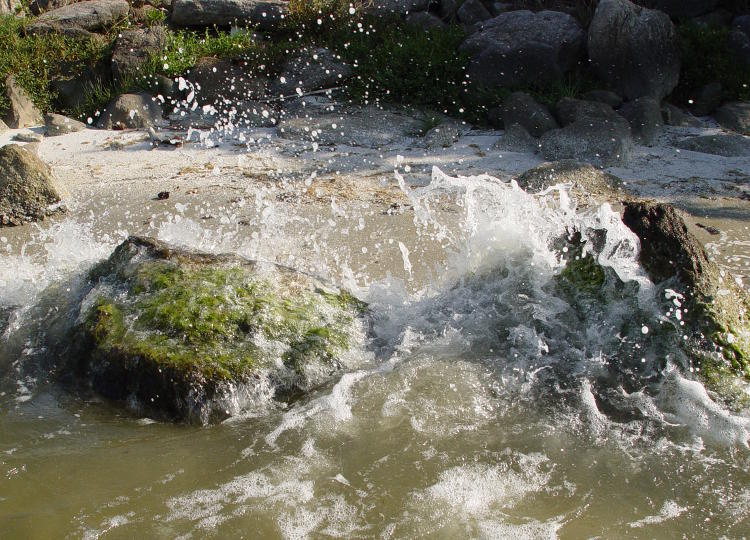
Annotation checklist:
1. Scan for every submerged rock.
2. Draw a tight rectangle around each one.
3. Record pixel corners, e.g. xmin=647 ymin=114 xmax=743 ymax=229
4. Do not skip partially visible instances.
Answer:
xmin=0 ymin=145 xmax=65 ymax=226
xmin=622 ymin=202 xmax=750 ymax=394
xmin=62 ymin=237 xmax=369 ymax=423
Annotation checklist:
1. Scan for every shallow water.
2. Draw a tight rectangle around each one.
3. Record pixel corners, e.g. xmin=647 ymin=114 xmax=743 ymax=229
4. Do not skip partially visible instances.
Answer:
xmin=1 ymin=168 xmax=749 ymax=538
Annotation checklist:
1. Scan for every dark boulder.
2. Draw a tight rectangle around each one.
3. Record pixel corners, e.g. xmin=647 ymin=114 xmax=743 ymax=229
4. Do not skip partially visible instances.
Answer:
xmin=170 ymin=0 xmax=288 ymax=28
xmin=501 ymin=92 xmax=558 ymax=138
xmin=618 ymin=97 xmax=664 ymax=145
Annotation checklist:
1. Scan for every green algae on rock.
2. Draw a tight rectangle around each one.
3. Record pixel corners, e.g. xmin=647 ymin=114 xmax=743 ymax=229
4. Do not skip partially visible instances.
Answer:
xmin=623 ymin=202 xmax=750 ymax=400
xmin=64 ymin=236 xmax=369 ymax=424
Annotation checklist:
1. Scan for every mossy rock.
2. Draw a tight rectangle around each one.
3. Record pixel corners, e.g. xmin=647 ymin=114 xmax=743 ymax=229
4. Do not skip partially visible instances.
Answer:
xmin=63 ymin=236 xmax=368 ymax=424
xmin=623 ymin=202 xmax=750 ymax=397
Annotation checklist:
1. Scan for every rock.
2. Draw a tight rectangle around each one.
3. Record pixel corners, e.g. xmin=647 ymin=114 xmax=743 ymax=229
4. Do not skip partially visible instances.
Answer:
xmin=29 ymin=0 xmax=130 ymax=36
xmin=423 ymin=121 xmax=462 ymax=149
xmin=61 ymin=236 xmax=368 ymax=423
xmin=270 ymin=47 xmax=352 ymax=97
xmin=29 ymin=0 xmax=78 ymax=15
xmin=0 ymin=145 xmax=65 ymax=227
xmin=674 ymin=134 xmax=750 ymax=157
xmin=493 ymin=123 xmax=539 ymax=153
xmin=0 ymin=119 xmax=8 ymax=132
xmin=45 ymin=113 xmax=87 ymax=136
xmin=661 ymin=103 xmax=703 ymax=127
xmin=588 ymin=0 xmax=680 ymax=101
xmin=581 ymin=90 xmax=623 ymax=109
xmin=13 ymin=132 xmax=43 ymax=143
xmin=728 ymin=29 xmax=750 ymax=70
xmin=539 ymin=114 xmax=633 ymax=167
xmin=694 ymin=9 xmax=732 ymax=28
xmin=2 ymin=76 xmax=44 ymax=129
xmin=714 ymin=102 xmax=750 ymax=135
xmin=622 ymin=201 xmax=750 ymax=382
xmin=96 ymin=93 xmax=164 ymax=129
xmin=618 ymin=97 xmax=663 ymax=145
xmin=502 ymin=92 xmax=558 ymax=138
xmin=0 ymin=0 xmax=21 ymax=15
xmin=555 ymin=97 xmax=617 ymax=127
xmin=439 ymin=0 xmax=459 ymax=19
xmin=460 ymin=10 xmax=585 ymax=88
xmin=278 ymin=104 xmax=423 ymax=149
xmin=689 ymin=82 xmax=723 ymax=117
xmin=517 ymin=160 xmax=625 ymax=203
xmin=186 ymin=57 xmax=269 ymax=107
xmin=457 ymin=0 xmax=492 ymax=26
xmin=640 ymin=0 xmax=718 ymax=19
xmin=111 ymin=27 xmax=167 ymax=81
xmin=405 ymin=11 xmax=446 ymax=30
xmin=171 ymin=0 xmax=288 ymax=29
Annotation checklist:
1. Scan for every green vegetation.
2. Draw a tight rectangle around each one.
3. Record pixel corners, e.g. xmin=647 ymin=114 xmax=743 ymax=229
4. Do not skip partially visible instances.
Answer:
xmin=82 ymin=258 xmax=361 ymax=381
xmin=673 ymin=22 xmax=750 ymax=107
xmin=0 ymin=14 xmax=109 ymax=115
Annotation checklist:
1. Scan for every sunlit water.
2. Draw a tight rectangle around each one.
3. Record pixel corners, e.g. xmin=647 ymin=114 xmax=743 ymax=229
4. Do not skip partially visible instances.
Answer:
xmin=1 ymin=168 xmax=749 ymax=538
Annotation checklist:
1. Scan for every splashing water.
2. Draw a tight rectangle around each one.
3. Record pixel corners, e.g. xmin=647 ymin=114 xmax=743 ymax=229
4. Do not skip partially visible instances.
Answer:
xmin=1 ymin=167 xmax=749 ymax=538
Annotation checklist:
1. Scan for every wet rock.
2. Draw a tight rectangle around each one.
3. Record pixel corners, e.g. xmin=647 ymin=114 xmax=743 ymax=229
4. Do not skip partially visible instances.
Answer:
xmin=502 ymin=92 xmax=558 ymax=138
xmin=28 ymin=0 xmax=129 ymax=36
xmin=405 ymin=11 xmax=446 ymax=30
xmin=517 ymin=160 xmax=625 ymax=203
xmin=555 ymin=97 xmax=617 ymax=127
xmin=3 ymin=75 xmax=43 ymax=129
xmin=618 ymin=97 xmax=664 ymax=145
xmin=540 ymin=111 xmax=633 ymax=167
xmin=171 ymin=0 xmax=287 ymax=29
xmin=0 ymin=145 xmax=65 ymax=227
xmin=271 ymin=47 xmax=352 ymax=97
xmin=62 ymin=236 xmax=368 ymax=423
xmin=44 ymin=113 xmax=86 ymax=136
xmin=493 ymin=123 xmax=539 ymax=153
xmin=661 ymin=103 xmax=703 ymax=127
xmin=111 ymin=27 xmax=167 ymax=82
xmin=186 ymin=57 xmax=269 ymax=107
xmin=622 ymin=201 xmax=750 ymax=382
xmin=457 ymin=0 xmax=492 ymax=26
xmin=278 ymin=104 xmax=423 ymax=149
xmin=588 ymin=0 xmax=680 ymax=101
xmin=714 ymin=102 xmax=750 ymax=135
xmin=674 ymin=134 xmax=750 ymax=157
xmin=460 ymin=10 xmax=585 ymax=88
xmin=96 ymin=93 xmax=164 ymax=130
xmin=581 ymin=90 xmax=623 ymax=109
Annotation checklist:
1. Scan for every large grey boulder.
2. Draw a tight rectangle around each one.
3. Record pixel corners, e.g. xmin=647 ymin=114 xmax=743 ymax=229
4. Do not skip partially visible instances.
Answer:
xmin=661 ymin=103 xmax=703 ymax=127
xmin=457 ymin=0 xmax=492 ymax=26
xmin=689 ymin=82 xmax=723 ymax=117
xmin=501 ymin=92 xmax=558 ymax=137
xmin=588 ymin=0 xmax=680 ymax=101
xmin=517 ymin=160 xmax=626 ymax=203
xmin=714 ymin=102 xmax=750 ymax=135
xmin=111 ymin=27 xmax=167 ymax=81
xmin=539 ymin=114 xmax=633 ymax=167
xmin=3 ymin=75 xmax=44 ymax=129
xmin=271 ymin=47 xmax=352 ymax=97
xmin=96 ymin=93 xmax=164 ymax=129
xmin=460 ymin=10 xmax=585 ymax=88
xmin=28 ymin=0 xmax=129 ymax=36
xmin=494 ymin=123 xmax=539 ymax=153
xmin=0 ymin=145 xmax=65 ymax=227
xmin=674 ymin=134 xmax=750 ymax=157
xmin=45 ymin=113 xmax=87 ymax=136
xmin=171 ymin=0 xmax=288 ymax=29
xmin=581 ymin=90 xmax=623 ymax=109
xmin=618 ymin=97 xmax=663 ymax=145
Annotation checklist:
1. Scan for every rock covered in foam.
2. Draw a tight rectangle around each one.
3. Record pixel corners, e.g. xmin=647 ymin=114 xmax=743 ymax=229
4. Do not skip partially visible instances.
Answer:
xmin=62 ymin=236 xmax=369 ymax=423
